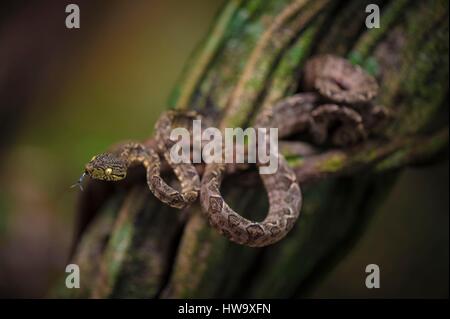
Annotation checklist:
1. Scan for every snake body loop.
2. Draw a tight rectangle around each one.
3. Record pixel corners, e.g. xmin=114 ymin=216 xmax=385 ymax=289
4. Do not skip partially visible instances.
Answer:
xmin=152 ymin=111 xmax=201 ymax=208
xmin=303 ymin=54 xmax=379 ymax=105
xmin=200 ymin=109 xmax=302 ymax=246
xmin=200 ymin=160 xmax=301 ymax=247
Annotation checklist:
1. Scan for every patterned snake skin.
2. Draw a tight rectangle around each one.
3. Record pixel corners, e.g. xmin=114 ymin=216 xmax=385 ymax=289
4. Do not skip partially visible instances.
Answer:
xmin=79 ymin=55 xmax=385 ymax=247
xmin=200 ymin=110 xmax=302 ymax=247
xmin=303 ymin=54 xmax=379 ymax=104
xmin=83 ymin=112 xmax=201 ymax=209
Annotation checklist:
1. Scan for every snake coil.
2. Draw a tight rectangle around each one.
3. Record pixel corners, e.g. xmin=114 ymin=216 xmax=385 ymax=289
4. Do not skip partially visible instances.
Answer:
xmin=80 ymin=55 xmax=385 ymax=247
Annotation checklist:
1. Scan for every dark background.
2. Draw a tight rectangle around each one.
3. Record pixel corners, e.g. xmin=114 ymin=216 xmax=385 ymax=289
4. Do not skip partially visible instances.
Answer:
xmin=0 ymin=0 xmax=447 ymax=298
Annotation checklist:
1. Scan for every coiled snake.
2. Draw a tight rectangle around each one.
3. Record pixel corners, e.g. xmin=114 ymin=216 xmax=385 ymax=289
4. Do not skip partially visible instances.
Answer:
xmin=75 ymin=55 xmax=386 ymax=247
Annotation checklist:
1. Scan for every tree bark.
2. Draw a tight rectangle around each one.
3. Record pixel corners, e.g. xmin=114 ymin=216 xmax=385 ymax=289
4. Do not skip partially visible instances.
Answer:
xmin=57 ymin=0 xmax=448 ymax=298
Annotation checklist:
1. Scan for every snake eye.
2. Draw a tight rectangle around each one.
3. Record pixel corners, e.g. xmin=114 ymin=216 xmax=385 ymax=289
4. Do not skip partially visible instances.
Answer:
xmin=105 ymin=168 xmax=112 ymax=175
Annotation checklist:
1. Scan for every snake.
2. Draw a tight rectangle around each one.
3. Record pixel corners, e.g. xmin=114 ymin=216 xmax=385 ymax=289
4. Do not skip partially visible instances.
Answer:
xmin=303 ymin=54 xmax=379 ymax=104
xmin=80 ymin=111 xmax=201 ymax=209
xmin=76 ymin=54 xmax=384 ymax=247
xmin=200 ymin=115 xmax=302 ymax=247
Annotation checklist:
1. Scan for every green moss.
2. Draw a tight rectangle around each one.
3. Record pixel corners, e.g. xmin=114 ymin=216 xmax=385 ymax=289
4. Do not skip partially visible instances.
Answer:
xmin=388 ymin=4 xmax=448 ymax=136
xmin=262 ymin=22 xmax=320 ymax=109
xmin=318 ymin=154 xmax=346 ymax=172
xmin=375 ymin=149 xmax=408 ymax=171
xmin=176 ymin=222 xmax=223 ymax=298
xmin=348 ymin=52 xmax=380 ymax=76
xmin=353 ymin=148 xmax=380 ymax=164
xmin=376 ymin=128 xmax=449 ymax=171
xmin=348 ymin=51 xmax=364 ymax=65
xmin=169 ymin=0 xmax=244 ymax=109
xmin=104 ymin=221 xmax=134 ymax=290
xmin=286 ymin=156 xmax=304 ymax=167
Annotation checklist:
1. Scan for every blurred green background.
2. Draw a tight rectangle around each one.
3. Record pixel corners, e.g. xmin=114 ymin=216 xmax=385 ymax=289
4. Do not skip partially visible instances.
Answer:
xmin=0 ymin=0 xmax=447 ymax=298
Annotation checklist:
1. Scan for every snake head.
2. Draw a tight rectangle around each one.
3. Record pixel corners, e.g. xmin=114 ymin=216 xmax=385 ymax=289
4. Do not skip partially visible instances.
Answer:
xmin=85 ymin=153 xmax=127 ymax=181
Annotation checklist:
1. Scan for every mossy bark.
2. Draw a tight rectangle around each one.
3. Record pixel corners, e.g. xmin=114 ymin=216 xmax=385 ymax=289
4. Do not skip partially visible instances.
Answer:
xmin=60 ymin=0 xmax=448 ymax=298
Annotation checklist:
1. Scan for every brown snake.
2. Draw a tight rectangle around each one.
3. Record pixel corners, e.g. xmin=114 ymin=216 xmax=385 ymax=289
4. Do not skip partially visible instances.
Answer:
xmin=82 ymin=112 xmax=201 ymax=209
xmin=76 ymin=55 xmax=386 ymax=247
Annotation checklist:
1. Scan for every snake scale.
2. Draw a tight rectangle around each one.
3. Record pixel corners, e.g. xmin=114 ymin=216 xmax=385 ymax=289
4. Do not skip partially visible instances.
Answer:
xmin=77 ymin=55 xmax=386 ymax=247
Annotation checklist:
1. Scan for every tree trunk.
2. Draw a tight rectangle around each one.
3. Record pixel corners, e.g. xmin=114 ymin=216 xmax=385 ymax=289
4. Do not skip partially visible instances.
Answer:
xmin=57 ymin=0 xmax=448 ymax=298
